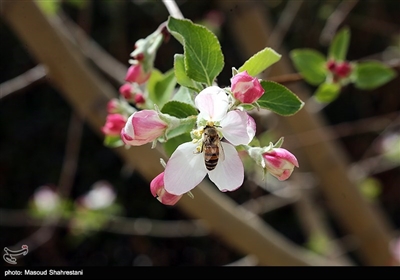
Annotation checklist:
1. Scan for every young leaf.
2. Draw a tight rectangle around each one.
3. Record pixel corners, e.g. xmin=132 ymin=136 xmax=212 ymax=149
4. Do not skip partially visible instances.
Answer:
xmin=167 ymin=16 xmax=224 ymax=86
xmin=238 ymin=47 xmax=282 ymax=76
xmin=174 ymin=54 xmax=204 ymax=92
xmin=161 ymin=100 xmax=198 ymax=118
xmin=290 ymin=49 xmax=327 ymax=85
xmin=172 ymin=86 xmax=196 ymax=107
xmin=257 ymin=81 xmax=304 ymax=116
xmin=352 ymin=61 xmax=397 ymax=90
xmin=328 ymin=27 xmax=350 ymax=61
xmin=314 ymin=82 xmax=341 ymax=103
xmin=147 ymin=69 xmax=176 ymax=108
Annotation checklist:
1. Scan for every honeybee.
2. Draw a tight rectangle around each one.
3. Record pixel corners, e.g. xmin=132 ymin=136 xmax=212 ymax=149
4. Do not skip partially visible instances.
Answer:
xmin=201 ymin=126 xmax=225 ymax=171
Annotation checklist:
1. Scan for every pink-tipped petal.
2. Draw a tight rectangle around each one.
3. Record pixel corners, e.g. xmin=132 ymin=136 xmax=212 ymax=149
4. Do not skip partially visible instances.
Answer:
xmin=150 ymin=172 xmax=182 ymax=206
xmin=266 ymin=148 xmax=299 ymax=167
xmin=208 ymin=142 xmax=244 ymax=192
xmin=121 ymin=110 xmax=167 ymax=146
xmin=164 ymin=142 xmax=208 ymax=195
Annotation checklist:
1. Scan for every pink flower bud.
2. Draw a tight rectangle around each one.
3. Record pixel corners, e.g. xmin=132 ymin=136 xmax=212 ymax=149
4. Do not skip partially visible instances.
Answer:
xmin=119 ymin=83 xmax=133 ymax=100
xmin=125 ymin=64 xmax=151 ymax=85
xmin=335 ymin=61 xmax=352 ymax=78
xmin=107 ymin=99 xmax=119 ymax=114
xmin=326 ymin=59 xmax=336 ymax=72
xmin=134 ymin=92 xmax=146 ymax=104
xmin=262 ymin=148 xmax=299 ymax=181
xmin=101 ymin=114 xmax=127 ymax=136
xmin=150 ymin=172 xmax=182 ymax=205
xmin=231 ymin=71 xmax=264 ymax=104
xmin=121 ymin=110 xmax=167 ymax=146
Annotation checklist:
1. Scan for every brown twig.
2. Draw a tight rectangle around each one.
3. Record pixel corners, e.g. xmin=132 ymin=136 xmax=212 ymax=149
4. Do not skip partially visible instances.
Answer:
xmin=0 ymin=64 xmax=47 ymax=99
xmin=268 ymin=72 xmax=303 ymax=84
xmin=320 ymin=0 xmax=359 ymax=45
xmin=0 ymin=209 xmax=209 ymax=238
xmin=269 ymin=0 xmax=304 ymax=51
xmin=283 ymin=111 xmax=400 ymax=150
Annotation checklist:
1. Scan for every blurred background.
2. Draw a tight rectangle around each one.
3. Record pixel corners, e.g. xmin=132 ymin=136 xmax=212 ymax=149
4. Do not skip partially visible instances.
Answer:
xmin=0 ymin=0 xmax=399 ymax=266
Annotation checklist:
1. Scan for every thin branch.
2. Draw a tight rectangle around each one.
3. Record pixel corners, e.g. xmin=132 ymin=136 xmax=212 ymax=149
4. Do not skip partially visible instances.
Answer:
xmin=57 ymin=12 xmax=126 ymax=85
xmin=268 ymin=72 xmax=303 ymax=84
xmin=12 ymin=112 xmax=84 ymax=252
xmin=240 ymin=193 xmax=299 ymax=215
xmin=283 ymin=111 xmax=400 ymax=150
xmin=58 ymin=113 xmax=84 ymax=196
xmin=269 ymin=0 xmax=304 ymax=51
xmin=0 ymin=64 xmax=47 ymax=99
xmin=320 ymin=0 xmax=359 ymax=45
xmin=0 ymin=209 xmax=209 ymax=238
xmin=349 ymin=153 xmax=400 ymax=181
xmin=348 ymin=114 xmax=400 ymax=181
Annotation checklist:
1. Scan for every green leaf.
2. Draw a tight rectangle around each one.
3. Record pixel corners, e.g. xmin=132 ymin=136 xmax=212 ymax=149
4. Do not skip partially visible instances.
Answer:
xmin=328 ymin=27 xmax=350 ymax=61
xmin=174 ymin=54 xmax=204 ymax=92
xmin=147 ymin=68 xmax=176 ymax=108
xmin=163 ymin=133 xmax=192 ymax=157
xmin=167 ymin=16 xmax=224 ymax=86
xmin=238 ymin=47 xmax=282 ymax=76
xmin=352 ymin=61 xmax=397 ymax=90
xmin=314 ymin=82 xmax=341 ymax=103
xmin=160 ymin=101 xmax=198 ymax=141
xmin=290 ymin=49 xmax=327 ymax=85
xmin=172 ymin=86 xmax=196 ymax=107
xmin=161 ymin=100 xmax=198 ymax=118
xmin=104 ymin=135 xmax=124 ymax=148
xmin=257 ymin=81 xmax=304 ymax=116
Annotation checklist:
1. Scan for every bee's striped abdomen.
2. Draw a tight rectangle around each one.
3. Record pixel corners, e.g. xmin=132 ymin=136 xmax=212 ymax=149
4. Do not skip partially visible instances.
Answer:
xmin=204 ymin=149 xmax=219 ymax=171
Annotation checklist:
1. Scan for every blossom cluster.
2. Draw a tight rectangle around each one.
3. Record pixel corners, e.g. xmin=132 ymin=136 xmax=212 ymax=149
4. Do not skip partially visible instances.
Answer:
xmin=103 ymin=66 xmax=298 ymax=205
xmin=101 ymin=20 xmax=300 ymax=206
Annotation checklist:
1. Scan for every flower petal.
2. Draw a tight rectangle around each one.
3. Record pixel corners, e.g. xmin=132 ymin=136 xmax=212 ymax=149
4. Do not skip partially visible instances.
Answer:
xmin=150 ymin=172 xmax=182 ymax=206
xmin=164 ymin=142 xmax=207 ymax=195
xmin=195 ymin=86 xmax=229 ymax=122
xmin=208 ymin=142 xmax=244 ymax=192
xmin=220 ymin=110 xmax=253 ymax=145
